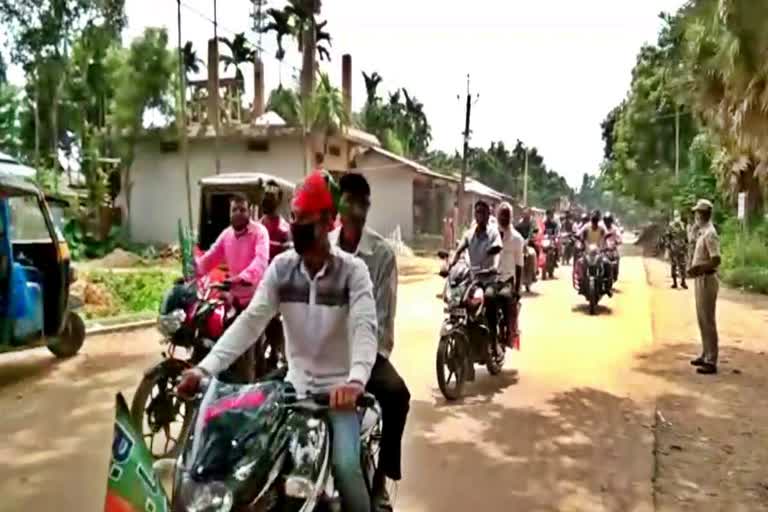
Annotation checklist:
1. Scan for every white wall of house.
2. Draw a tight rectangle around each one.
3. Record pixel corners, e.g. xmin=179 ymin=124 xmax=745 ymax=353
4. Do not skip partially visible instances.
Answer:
xmin=125 ymin=136 xmax=305 ymax=244
xmin=355 ymin=153 xmax=414 ymax=241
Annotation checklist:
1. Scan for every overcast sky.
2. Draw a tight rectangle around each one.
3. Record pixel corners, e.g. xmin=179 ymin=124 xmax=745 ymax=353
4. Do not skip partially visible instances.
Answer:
xmin=120 ymin=0 xmax=684 ymax=186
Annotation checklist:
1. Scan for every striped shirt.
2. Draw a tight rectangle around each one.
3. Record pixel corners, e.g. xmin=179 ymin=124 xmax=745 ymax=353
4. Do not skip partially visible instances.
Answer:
xmin=198 ymin=246 xmax=378 ymax=396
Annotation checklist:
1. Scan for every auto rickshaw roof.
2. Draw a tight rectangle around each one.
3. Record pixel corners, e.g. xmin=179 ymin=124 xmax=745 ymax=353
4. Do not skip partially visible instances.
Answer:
xmin=199 ymin=172 xmax=295 ymax=191
xmin=0 ymin=174 xmax=43 ymax=197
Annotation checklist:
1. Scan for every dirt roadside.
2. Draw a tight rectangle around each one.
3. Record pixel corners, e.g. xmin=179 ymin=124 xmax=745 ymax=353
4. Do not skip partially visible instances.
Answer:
xmin=642 ymin=257 xmax=768 ymax=511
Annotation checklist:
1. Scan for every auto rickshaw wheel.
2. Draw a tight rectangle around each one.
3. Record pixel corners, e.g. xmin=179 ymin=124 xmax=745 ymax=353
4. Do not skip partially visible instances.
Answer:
xmin=47 ymin=312 xmax=86 ymax=358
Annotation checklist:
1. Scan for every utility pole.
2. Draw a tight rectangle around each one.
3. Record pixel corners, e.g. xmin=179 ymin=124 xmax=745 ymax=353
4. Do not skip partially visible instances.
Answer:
xmin=523 ymin=147 xmax=529 ymax=207
xmin=178 ymin=0 xmax=193 ymax=229
xmin=213 ymin=0 xmax=221 ymax=174
xmin=674 ymin=106 xmax=680 ymax=180
xmin=458 ymin=74 xmax=477 ymax=229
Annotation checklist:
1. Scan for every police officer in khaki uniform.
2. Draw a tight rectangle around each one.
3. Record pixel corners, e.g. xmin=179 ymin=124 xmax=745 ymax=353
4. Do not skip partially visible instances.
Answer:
xmin=688 ymin=199 xmax=721 ymax=375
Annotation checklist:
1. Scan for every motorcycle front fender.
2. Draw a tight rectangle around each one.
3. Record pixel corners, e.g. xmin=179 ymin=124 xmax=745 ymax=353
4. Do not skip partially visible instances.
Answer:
xmin=440 ymin=320 xmax=464 ymax=338
xmin=143 ymin=357 xmax=192 ymax=379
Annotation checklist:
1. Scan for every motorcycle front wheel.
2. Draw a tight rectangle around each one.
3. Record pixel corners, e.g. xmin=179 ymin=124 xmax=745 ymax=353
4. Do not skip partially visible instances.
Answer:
xmin=588 ymin=278 xmax=599 ymax=315
xmin=131 ymin=360 xmax=193 ymax=459
xmin=436 ymin=332 xmax=468 ymax=401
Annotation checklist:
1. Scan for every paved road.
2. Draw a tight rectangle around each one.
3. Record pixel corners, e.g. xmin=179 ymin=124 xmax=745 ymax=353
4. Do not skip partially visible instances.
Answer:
xmin=0 ymin=255 xmax=656 ymax=512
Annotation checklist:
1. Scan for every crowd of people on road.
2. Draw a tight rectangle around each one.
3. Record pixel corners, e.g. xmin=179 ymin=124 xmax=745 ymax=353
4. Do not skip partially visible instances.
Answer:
xmin=168 ymin=164 xmax=724 ymax=510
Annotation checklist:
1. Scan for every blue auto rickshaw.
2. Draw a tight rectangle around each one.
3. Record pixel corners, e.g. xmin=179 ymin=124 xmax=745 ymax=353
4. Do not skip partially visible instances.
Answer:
xmin=0 ymin=175 xmax=85 ymax=357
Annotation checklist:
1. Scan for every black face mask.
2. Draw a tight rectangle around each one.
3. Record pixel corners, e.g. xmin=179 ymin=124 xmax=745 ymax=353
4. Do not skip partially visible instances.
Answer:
xmin=291 ymin=223 xmax=318 ymax=254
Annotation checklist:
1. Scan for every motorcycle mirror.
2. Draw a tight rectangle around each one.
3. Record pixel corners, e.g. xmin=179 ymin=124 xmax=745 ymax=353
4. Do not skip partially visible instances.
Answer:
xmin=438 ymin=269 xmax=450 ymax=278
xmin=437 ymin=250 xmax=450 ymax=259
xmin=487 ymin=245 xmax=502 ymax=256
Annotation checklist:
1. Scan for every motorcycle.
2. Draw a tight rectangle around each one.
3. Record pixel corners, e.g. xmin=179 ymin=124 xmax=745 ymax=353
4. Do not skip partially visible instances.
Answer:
xmin=573 ymin=243 xmax=612 ymax=315
xmin=541 ymin=234 xmax=558 ymax=280
xmin=561 ymin=233 xmax=576 ymax=266
xmin=143 ymin=378 xmax=382 ymax=511
xmin=603 ymin=236 xmax=620 ymax=284
xmin=522 ymin=241 xmax=538 ymax=293
xmin=435 ymin=247 xmax=507 ymax=401
xmin=131 ymin=277 xmax=283 ymax=459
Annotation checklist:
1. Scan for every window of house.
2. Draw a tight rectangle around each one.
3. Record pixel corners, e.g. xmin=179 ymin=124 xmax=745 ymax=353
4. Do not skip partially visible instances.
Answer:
xmin=247 ymin=139 xmax=269 ymax=152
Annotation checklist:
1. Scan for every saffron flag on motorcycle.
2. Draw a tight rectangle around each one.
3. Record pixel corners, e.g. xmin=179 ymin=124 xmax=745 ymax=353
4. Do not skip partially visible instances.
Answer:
xmin=104 ymin=393 xmax=170 ymax=512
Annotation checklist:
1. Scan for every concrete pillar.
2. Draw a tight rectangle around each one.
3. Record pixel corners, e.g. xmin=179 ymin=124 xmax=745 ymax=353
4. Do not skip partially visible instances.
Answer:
xmin=342 ymin=54 xmax=352 ymax=118
xmin=207 ymin=38 xmax=220 ymax=127
xmin=253 ymin=56 xmax=265 ymax=120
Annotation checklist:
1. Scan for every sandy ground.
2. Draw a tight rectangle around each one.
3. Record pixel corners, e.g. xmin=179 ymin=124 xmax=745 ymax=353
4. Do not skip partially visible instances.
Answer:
xmin=642 ymin=258 xmax=768 ymax=512
xmin=0 ymin=254 xmax=659 ymax=511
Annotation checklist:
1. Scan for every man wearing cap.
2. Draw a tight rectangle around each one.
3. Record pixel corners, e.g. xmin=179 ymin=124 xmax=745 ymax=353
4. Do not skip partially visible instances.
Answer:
xmin=664 ymin=211 xmax=688 ymax=289
xmin=688 ymin=199 xmax=721 ymax=375
xmin=178 ymin=172 xmax=378 ymax=512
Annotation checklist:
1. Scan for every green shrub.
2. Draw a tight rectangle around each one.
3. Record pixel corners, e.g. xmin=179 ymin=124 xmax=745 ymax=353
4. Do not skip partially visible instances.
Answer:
xmin=720 ymin=217 xmax=768 ymax=293
xmin=86 ymin=269 xmax=181 ymax=314
xmin=722 ymin=266 xmax=768 ymax=294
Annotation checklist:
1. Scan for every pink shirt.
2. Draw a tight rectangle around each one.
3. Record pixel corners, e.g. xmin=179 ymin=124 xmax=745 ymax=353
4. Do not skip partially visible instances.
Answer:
xmin=196 ymin=220 xmax=270 ymax=304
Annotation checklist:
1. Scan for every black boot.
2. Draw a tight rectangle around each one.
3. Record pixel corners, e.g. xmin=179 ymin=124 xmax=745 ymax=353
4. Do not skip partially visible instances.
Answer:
xmin=681 ymin=279 xmax=688 ymax=289
xmin=372 ymin=471 xmax=393 ymax=512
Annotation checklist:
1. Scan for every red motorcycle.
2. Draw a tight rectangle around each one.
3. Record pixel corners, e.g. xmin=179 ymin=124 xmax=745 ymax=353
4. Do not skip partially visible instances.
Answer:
xmin=130 ymin=275 xmax=283 ymax=459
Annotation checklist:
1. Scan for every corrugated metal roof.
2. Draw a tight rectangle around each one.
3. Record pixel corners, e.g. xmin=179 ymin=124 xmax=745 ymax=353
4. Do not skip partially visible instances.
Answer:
xmin=359 ymin=146 xmax=459 ymax=183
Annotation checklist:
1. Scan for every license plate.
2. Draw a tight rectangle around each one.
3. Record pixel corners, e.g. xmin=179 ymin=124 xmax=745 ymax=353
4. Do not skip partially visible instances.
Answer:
xmin=452 ymin=308 xmax=467 ymax=317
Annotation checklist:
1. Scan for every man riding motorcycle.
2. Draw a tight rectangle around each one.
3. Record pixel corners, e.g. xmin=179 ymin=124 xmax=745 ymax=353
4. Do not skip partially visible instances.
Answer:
xmin=196 ymin=193 xmax=270 ymax=383
xmin=543 ymin=209 xmax=561 ymax=265
xmin=450 ymin=200 xmax=504 ymax=343
xmin=178 ymin=172 xmax=379 ymax=512
xmin=496 ymin=202 xmax=524 ymax=348
xmin=330 ymin=172 xmax=409 ymax=511
xmin=576 ymin=210 xmax=613 ymax=297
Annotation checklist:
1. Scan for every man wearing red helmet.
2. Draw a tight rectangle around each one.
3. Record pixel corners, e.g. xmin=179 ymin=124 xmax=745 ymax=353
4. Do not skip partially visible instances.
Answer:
xmin=178 ymin=172 xmax=378 ymax=512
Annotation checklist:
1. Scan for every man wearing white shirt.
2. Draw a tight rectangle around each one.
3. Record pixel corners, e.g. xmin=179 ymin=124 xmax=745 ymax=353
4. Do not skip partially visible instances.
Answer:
xmin=497 ymin=202 xmax=525 ymax=348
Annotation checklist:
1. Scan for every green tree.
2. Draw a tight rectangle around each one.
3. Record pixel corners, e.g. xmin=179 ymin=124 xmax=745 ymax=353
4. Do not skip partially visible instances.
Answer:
xmin=181 ymin=41 xmax=204 ymax=78
xmin=358 ymin=71 xmax=432 ymax=158
xmin=0 ymin=0 xmax=126 ymax=166
xmin=0 ymin=83 xmax=23 ymax=157
xmin=218 ymin=33 xmax=255 ymax=85
xmin=678 ymin=0 xmax=768 ymax=217
xmin=107 ymin=27 xmax=176 ymax=232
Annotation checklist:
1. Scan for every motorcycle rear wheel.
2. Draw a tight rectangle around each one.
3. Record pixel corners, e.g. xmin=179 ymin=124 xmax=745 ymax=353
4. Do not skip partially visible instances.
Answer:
xmin=436 ymin=333 xmax=467 ymax=401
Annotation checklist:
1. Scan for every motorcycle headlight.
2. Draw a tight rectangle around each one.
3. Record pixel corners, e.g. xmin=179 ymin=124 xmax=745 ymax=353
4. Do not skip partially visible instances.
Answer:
xmin=542 ymin=239 xmax=551 ymax=248
xmin=157 ymin=309 xmax=186 ymax=337
xmin=180 ymin=481 xmax=233 ymax=512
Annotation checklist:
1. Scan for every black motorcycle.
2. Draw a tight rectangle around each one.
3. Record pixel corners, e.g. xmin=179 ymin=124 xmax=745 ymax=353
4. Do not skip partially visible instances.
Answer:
xmin=573 ymin=243 xmax=612 ymax=315
xmin=541 ymin=234 xmax=558 ymax=280
xmin=154 ymin=378 xmax=382 ymax=511
xmin=561 ymin=232 xmax=576 ymax=266
xmin=435 ymin=247 xmax=507 ymax=401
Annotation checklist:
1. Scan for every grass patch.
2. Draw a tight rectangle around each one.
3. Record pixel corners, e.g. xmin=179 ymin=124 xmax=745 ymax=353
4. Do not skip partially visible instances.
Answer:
xmin=720 ymin=218 xmax=768 ymax=294
xmin=85 ymin=269 xmax=181 ymax=317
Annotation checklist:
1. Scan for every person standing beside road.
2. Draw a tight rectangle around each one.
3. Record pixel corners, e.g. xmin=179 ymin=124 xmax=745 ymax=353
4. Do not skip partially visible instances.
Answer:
xmin=196 ymin=193 xmax=270 ymax=382
xmin=330 ymin=173 xmax=409 ymax=512
xmin=497 ymin=202 xmax=524 ymax=349
xmin=688 ymin=199 xmax=721 ymax=375
xmin=665 ymin=211 xmax=689 ymax=289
